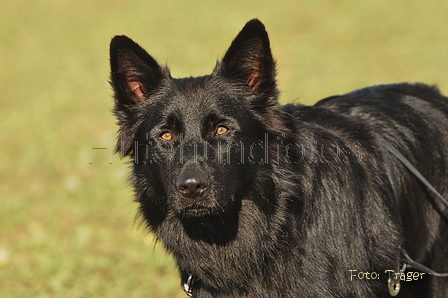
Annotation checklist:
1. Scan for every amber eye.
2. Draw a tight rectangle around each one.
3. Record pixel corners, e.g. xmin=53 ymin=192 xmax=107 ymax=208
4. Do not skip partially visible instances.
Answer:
xmin=216 ymin=126 xmax=228 ymax=136
xmin=160 ymin=132 xmax=173 ymax=141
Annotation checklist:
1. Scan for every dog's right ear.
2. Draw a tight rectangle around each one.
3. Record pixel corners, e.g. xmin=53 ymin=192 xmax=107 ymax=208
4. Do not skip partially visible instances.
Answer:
xmin=215 ymin=19 xmax=277 ymax=97
xmin=109 ymin=36 xmax=166 ymax=108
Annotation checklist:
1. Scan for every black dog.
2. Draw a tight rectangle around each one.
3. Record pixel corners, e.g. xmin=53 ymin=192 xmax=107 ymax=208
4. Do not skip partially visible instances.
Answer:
xmin=109 ymin=19 xmax=448 ymax=297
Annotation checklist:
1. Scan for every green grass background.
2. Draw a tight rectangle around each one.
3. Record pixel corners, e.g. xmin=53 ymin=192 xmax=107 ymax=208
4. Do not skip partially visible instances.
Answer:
xmin=1 ymin=1 xmax=448 ymax=297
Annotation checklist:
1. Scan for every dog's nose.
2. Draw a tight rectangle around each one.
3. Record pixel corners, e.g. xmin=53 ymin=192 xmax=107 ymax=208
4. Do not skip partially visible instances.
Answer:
xmin=177 ymin=171 xmax=208 ymax=198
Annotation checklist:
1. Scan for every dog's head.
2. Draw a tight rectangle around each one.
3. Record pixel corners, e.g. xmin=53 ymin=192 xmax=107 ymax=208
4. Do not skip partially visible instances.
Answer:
xmin=109 ymin=19 xmax=288 ymax=228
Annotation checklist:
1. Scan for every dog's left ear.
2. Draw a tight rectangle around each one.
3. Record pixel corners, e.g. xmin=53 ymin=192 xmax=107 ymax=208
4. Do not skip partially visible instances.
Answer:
xmin=215 ymin=19 xmax=277 ymax=96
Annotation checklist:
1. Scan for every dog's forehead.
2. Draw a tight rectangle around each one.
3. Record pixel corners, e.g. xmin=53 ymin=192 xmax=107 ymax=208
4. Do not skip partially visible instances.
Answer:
xmin=170 ymin=76 xmax=231 ymax=111
xmin=173 ymin=77 xmax=207 ymax=100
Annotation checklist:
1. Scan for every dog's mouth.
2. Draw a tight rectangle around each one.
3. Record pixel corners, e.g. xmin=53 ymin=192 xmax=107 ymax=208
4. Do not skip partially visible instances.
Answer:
xmin=179 ymin=204 xmax=220 ymax=218
xmin=176 ymin=199 xmax=241 ymax=245
xmin=173 ymin=194 xmax=233 ymax=218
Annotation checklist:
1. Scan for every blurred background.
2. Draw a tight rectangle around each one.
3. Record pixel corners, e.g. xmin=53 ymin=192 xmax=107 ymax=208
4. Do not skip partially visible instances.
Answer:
xmin=1 ymin=0 xmax=448 ymax=297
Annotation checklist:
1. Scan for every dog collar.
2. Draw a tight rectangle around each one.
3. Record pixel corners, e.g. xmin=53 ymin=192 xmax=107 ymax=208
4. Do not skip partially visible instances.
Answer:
xmin=181 ymin=273 xmax=199 ymax=296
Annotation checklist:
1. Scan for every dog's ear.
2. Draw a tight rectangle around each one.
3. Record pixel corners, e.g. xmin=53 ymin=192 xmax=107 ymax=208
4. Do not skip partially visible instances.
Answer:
xmin=215 ymin=19 xmax=277 ymax=96
xmin=109 ymin=36 xmax=166 ymax=108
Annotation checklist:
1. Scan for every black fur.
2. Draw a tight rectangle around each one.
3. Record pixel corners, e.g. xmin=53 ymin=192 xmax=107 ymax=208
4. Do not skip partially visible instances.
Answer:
xmin=109 ymin=19 xmax=448 ymax=297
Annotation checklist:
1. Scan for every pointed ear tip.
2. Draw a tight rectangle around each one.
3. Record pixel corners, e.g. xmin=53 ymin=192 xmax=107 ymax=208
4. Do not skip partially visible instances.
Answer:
xmin=244 ymin=19 xmax=267 ymax=31
xmin=110 ymin=35 xmax=133 ymax=48
xmin=246 ymin=19 xmax=264 ymax=27
xmin=237 ymin=19 xmax=270 ymax=44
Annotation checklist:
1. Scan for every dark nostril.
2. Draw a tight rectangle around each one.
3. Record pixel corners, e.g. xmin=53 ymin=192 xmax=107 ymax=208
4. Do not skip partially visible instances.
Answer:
xmin=177 ymin=171 xmax=208 ymax=198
